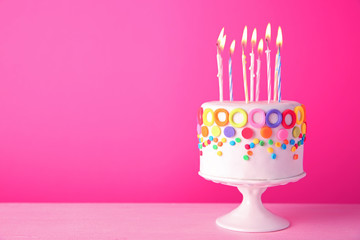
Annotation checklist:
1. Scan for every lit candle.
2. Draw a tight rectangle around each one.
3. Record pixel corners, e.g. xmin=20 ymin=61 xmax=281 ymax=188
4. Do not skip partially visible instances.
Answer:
xmin=229 ymin=40 xmax=236 ymax=101
xmin=216 ymin=28 xmax=226 ymax=101
xmin=265 ymin=23 xmax=271 ymax=103
xmin=241 ymin=26 xmax=249 ymax=103
xmin=276 ymin=27 xmax=283 ymax=102
xmin=256 ymin=39 xmax=263 ymax=102
xmin=249 ymin=28 xmax=257 ymax=102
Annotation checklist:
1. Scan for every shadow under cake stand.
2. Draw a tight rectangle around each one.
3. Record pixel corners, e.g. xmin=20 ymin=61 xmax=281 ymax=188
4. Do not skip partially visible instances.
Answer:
xmin=199 ymin=172 xmax=306 ymax=232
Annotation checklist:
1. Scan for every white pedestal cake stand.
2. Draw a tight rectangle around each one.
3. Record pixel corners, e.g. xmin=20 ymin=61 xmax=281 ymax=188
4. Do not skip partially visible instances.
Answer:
xmin=199 ymin=172 xmax=306 ymax=232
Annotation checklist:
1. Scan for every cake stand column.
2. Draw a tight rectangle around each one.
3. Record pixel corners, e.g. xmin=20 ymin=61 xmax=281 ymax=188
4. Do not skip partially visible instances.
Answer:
xmin=216 ymin=184 xmax=290 ymax=232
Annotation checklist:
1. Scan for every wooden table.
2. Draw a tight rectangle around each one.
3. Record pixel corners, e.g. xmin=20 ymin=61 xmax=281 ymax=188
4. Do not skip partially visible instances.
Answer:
xmin=0 ymin=203 xmax=359 ymax=239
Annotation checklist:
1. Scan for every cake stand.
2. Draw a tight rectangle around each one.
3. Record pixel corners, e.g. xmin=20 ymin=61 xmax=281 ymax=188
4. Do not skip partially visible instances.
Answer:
xmin=199 ymin=172 xmax=306 ymax=232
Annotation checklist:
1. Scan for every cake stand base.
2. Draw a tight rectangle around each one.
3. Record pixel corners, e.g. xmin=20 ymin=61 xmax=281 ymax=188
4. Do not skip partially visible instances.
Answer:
xmin=199 ymin=172 xmax=306 ymax=232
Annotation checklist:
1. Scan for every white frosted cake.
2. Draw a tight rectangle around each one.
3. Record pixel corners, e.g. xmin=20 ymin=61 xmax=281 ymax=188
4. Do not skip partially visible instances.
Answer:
xmin=197 ymin=100 xmax=307 ymax=180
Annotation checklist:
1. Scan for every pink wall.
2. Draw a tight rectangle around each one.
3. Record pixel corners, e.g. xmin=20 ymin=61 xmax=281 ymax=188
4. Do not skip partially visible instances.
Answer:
xmin=0 ymin=0 xmax=359 ymax=203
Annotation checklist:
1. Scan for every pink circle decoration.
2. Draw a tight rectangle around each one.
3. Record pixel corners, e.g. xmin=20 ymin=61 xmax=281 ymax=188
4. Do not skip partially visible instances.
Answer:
xmin=197 ymin=107 xmax=203 ymax=125
xmin=197 ymin=124 xmax=201 ymax=134
xmin=242 ymin=127 xmax=254 ymax=139
xmin=277 ymin=129 xmax=288 ymax=141
xmin=248 ymin=108 xmax=266 ymax=128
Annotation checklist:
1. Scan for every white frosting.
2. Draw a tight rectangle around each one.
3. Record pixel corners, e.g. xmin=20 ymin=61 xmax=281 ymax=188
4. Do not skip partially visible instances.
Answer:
xmin=199 ymin=100 xmax=305 ymax=180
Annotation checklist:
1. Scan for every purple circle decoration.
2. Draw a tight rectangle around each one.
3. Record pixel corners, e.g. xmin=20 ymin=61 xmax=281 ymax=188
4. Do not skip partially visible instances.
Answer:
xmin=224 ymin=126 xmax=236 ymax=138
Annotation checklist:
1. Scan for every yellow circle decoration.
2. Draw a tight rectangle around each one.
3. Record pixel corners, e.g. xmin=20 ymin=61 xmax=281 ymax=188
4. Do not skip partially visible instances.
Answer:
xmin=211 ymin=126 xmax=221 ymax=137
xmin=294 ymin=106 xmax=305 ymax=125
xmin=229 ymin=108 xmax=248 ymax=128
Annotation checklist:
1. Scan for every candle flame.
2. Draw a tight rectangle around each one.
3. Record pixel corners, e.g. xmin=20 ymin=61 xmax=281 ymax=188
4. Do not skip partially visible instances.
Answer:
xmin=217 ymin=27 xmax=224 ymax=45
xmin=242 ymin=26 xmax=247 ymax=47
xmin=219 ymin=35 xmax=226 ymax=51
xmin=265 ymin=23 xmax=271 ymax=42
xmin=230 ymin=40 xmax=236 ymax=54
xmin=276 ymin=26 xmax=283 ymax=47
xmin=258 ymin=39 xmax=264 ymax=54
xmin=251 ymin=28 xmax=257 ymax=47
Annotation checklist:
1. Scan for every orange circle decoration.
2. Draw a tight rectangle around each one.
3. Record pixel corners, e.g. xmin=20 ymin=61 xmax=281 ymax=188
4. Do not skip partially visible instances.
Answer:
xmin=260 ymin=126 xmax=272 ymax=139
xmin=214 ymin=108 xmax=229 ymax=126
xmin=201 ymin=126 xmax=209 ymax=137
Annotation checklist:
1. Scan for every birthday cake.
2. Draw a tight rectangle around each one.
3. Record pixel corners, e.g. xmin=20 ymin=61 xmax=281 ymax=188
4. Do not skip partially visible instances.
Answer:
xmin=197 ymin=25 xmax=307 ymax=181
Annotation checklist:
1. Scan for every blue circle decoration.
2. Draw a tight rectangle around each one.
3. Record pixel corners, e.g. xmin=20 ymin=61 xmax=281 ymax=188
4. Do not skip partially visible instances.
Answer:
xmin=281 ymin=143 xmax=286 ymax=150
xmin=265 ymin=109 xmax=283 ymax=128
xmin=209 ymin=136 xmax=214 ymax=141
xmin=250 ymin=143 xmax=255 ymax=148
xmin=230 ymin=141 xmax=236 ymax=146
xmin=224 ymin=126 xmax=236 ymax=138
xmin=271 ymin=153 xmax=277 ymax=159
xmin=290 ymin=139 xmax=295 ymax=145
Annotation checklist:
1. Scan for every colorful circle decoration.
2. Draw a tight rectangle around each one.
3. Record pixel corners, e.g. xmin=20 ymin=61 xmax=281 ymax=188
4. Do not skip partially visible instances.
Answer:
xmin=203 ymin=108 xmax=214 ymax=126
xmin=281 ymin=109 xmax=296 ymax=129
xmin=294 ymin=105 xmax=305 ymax=125
xmin=265 ymin=109 xmax=283 ymax=128
xmin=201 ymin=126 xmax=209 ymax=137
xmin=229 ymin=108 xmax=248 ymax=128
xmin=214 ymin=108 xmax=229 ymax=126
xmin=292 ymin=126 xmax=300 ymax=138
xmin=197 ymin=107 xmax=203 ymax=125
xmin=224 ymin=126 xmax=236 ymax=138
xmin=260 ymin=126 xmax=272 ymax=138
xmin=211 ymin=126 xmax=221 ymax=137
xmin=277 ymin=129 xmax=288 ymax=141
xmin=248 ymin=108 xmax=266 ymax=128
xmin=197 ymin=124 xmax=201 ymax=135
xmin=242 ymin=127 xmax=253 ymax=139
xmin=301 ymin=122 xmax=307 ymax=134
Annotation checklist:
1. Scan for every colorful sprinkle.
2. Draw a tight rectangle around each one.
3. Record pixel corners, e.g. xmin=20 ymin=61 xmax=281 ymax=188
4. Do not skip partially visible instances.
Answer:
xmin=291 ymin=146 xmax=296 ymax=152
xmin=253 ymin=138 xmax=260 ymax=144
xmin=213 ymin=138 xmax=218 ymax=143
xmin=294 ymin=144 xmax=298 ymax=149
xmin=293 ymin=154 xmax=299 ymax=160
xmin=247 ymin=151 xmax=253 ymax=156
xmin=243 ymin=155 xmax=249 ymax=160
xmin=211 ymin=126 xmax=221 ymax=137
xmin=201 ymin=126 xmax=209 ymax=137
xmin=224 ymin=126 xmax=236 ymax=138
xmin=200 ymin=151 xmax=203 ymax=156
xmin=221 ymin=138 xmax=227 ymax=143
xmin=281 ymin=143 xmax=287 ymax=150
xmin=207 ymin=139 xmax=211 ymax=145
xmin=209 ymin=136 xmax=213 ymax=141
xmin=290 ymin=139 xmax=295 ymax=145
xmin=198 ymin=143 xmax=202 ymax=149
xmin=235 ymin=138 xmax=241 ymax=143
xmin=230 ymin=141 xmax=236 ymax=146
xmin=245 ymin=144 xmax=250 ymax=150
xmin=298 ymin=141 xmax=302 ymax=146
xmin=283 ymin=139 xmax=289 ymax=145
xmin=268 ymin=139 xmax=274 ymax=145
xmin=259 ymin=140 xmax=265 ymax=146
xmin=213 ymin=145 xmax=218 ymax=150
xmin=267 ymin=147 xmax=274 ymax=153
xmin=204 ymin=141 xmax=208 ymax=146
xmin=271 ymin=153 xmax=277 ymax=159
xmin=201 ymin=137 xmax=203 ymax=142
xmin=218 ymin=142 xmax=223 ymax=147
xmin=275 ymin=142 xmax=281 ymax=147
xmin=250 ymin=143 xmax=255 ymax=148
xmin=217 ymin=151 xmax=222 ymax=156
xmin=242 ymin=127 xmax=254 ymax=139
xmin=260 ymin=126 xmax=272 ymax=139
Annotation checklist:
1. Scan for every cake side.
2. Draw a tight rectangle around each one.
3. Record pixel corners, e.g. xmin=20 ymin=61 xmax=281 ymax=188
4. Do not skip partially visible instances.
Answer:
xmin=197 ymin=100 xmax=307 ymax=180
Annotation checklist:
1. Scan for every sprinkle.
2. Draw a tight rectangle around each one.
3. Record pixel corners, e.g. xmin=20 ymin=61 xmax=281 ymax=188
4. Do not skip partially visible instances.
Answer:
xmin=293 ymin=154 xmax=299 ymax=160
xmin=247 ymin=151 xmax=253 ymax=156
xmin=202 ymin=143 xmax=206 ymax=147
xmin=298 ymin=141 xmax=302 ymax=146
xmin=198 ymin=144 xmax=202 ymax=149
xmin=291 ymin=146 xmax=296 ymax=152
xmin=201 ymin=137 xmax=204 ymax=142
xmin=221 ymin=138 xmax=227 ymax=143
xmin=243 ymin=155 xmax=249 ymax=160
xmin=295 ymin=144 xmax=298 ymax=149
xmin=209 ymin=136 xmax=214 ymax=141
xmin=200 ymin=151 xmax=203 ymax=156
xmin=199 ymin=138 xmax=201 ymax=143
xmin=259 ymin=140 xmax=265 ymax=146
xmin=275 ymin=142 xmax=281 ymax=147
xmin=281 ymin=144 xmax=286 ymax=150
xmin=271 ymin=153 xmax=276 ymax=159
xmin=235 ymin=138 xmax=241 ymax=143
xmin=218 ymin=142 xmax=223 ymax=147
xmin=230 ymin=141 xmax=236 ymax=146
xmin=204 ymin=141 xmax=208 ymax=146
xmin=253 ymin=138 xmax=259 ymax=144
xmin=217 ymin=151 xmax=222 ymax=156
xmin=250 ymin=143 xmax=255 ymax=148
xmin=267 ymin=147 xmax=274 ymax=153
xmin=197 ymin=134 xmax=200 ymax=138
xmin=283 ymin=139 xmax=289 ymax=145
xmin=299 ymin=133 xmax=303 ymax=138
xmin=213 ymin=145 xmax=218 ymax=150
xmin=207 ymin=140 xmax=211 ymax=145
xmin=268 ymin=139 xmax=274 ymax=145
xmin=245 ymin=144 xmax=250 ymax=150
xmin=213 ymin=138 xmax=218 ymax=143
xmin=290 ymin=139 xmax=295 ymax=145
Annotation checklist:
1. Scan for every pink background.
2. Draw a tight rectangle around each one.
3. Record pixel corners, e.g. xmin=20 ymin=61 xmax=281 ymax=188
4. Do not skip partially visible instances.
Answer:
xmin=0 ymin=0 xmax=359 ymax=203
